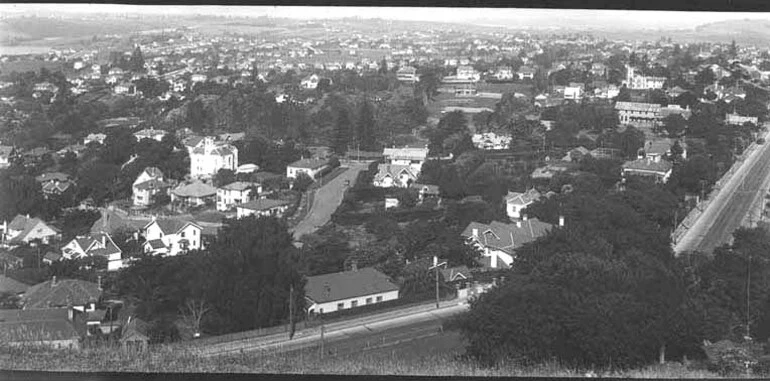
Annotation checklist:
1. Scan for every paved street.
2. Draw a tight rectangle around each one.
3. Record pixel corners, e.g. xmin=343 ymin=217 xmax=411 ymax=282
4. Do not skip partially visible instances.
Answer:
xmin=197 ymin=299 xmax=469 ymax=358
xmin=289 ymin=162 xmax=371 ymax=240
xmin=675 ymin=125 xmax=770 ymax=254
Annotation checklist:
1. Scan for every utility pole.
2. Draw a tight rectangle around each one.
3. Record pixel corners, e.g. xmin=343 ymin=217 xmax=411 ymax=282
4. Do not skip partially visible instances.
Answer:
xmin=289 ymin=283 xmax=295 ymax=340
xmin=428 ymin=256 xmax=447 ymax=310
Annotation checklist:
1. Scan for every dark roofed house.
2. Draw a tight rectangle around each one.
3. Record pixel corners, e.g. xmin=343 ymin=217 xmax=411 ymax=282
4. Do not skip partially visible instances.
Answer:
xmin=120 ymin=316 xmax=150 ymax=351
xmin=0 ymin=308 xmax=86 ymax=350
xmin=305 ymin=267 xmax=400 ymax=315
xmin=461 ymin=218 xmax=554 ymax=269
xmin=3 ymin=214 xmax=60 ymax=246
xmin=22 ymin=277 xmax=102 ymax=311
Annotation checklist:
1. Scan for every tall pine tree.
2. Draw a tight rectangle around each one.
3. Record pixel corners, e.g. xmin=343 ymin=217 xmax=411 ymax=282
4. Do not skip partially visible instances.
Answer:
xmin=355 ymin=101 xmax=376 ymax=151
xmin=333 ymin=107 xmax=352 ymax=155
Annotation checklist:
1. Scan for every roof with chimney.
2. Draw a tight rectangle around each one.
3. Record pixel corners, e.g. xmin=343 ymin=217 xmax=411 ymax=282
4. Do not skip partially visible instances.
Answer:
xmin=461 ymin=219 xmax=553 ymax=255
xmin=439 ymin=266 xmax=472 ymax=282
xmin=6 ymin=215 xmax=59 ymax=244
xmin=22 ymin=279 xmax=102 ymax=309
xmin=134 ymin=178 xmax=170 ymax=191
xmin=67 ymin=232 xmax=122 ymax=258
xmin=144 ymin=218 xmax=201 ymax=235
xmin=90 ymin=208 xmax=149 ymax=235
xmin=305 ymin=267 xmax=399 ymax=304
xmin=120 ymin=316 xmax=150 ymax=343
xmin=0 ymin=308 xmax=85 ymax=343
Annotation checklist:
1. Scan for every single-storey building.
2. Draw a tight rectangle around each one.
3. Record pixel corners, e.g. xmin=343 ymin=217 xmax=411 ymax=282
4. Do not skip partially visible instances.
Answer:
xmin=236 ymin=198 xmax=292 ymax=219
xmin=305 ymin=267 xmax=400 ymax=315
xmin=286 ymin=158 xmax=331 ymax=180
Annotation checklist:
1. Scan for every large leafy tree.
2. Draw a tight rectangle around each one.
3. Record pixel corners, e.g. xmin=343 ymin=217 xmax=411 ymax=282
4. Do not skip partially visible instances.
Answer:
xmin=452 ymin=192 xmax=695 ymax=368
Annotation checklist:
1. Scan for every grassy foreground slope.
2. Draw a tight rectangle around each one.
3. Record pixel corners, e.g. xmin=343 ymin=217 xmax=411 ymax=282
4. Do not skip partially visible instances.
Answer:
xmin=0 ymin=344 xmax=723 ymax=378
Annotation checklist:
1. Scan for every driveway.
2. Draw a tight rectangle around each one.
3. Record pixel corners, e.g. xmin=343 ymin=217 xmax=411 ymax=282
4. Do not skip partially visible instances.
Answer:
xmin=289 ymin=162 xmax=372 ymax=240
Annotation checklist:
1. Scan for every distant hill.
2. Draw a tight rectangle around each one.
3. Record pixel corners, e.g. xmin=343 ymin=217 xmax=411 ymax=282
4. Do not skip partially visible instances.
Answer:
xmin=689 ymin=19 xmax=770 ymax=46
xmin=0 ymin=16 xmax=169 ymax=46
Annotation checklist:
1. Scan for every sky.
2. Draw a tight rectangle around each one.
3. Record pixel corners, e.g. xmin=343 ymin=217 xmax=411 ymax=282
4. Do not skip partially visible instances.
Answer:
xmin=3 ymin=4 xmax=770 ymax=30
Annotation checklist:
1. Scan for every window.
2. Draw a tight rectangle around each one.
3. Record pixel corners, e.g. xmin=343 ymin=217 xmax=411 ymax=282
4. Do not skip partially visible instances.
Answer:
xmin=181 ymin=232 xmax=185 ymax=238
xmin=351 ymin=300 xmax=358 ymax=308
xmin=319 ymin=308 xmax=324 ymax=314
xmin=376 ymin=296 xmax=383 ymax=302
xmin=366 ymin=298 xmax=372 ymax=305
xmin=337 ymin=302 xmax=344 ymax=310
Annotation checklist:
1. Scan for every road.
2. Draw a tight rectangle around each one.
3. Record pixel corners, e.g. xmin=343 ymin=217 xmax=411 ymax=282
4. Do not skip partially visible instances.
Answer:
xmin=675 ymin=125 xmax=770 ymax=254
xmin=196 ymin=299 xmax=469 ymax=358
xmin=290 ymin=161 xmax=371 ymax=240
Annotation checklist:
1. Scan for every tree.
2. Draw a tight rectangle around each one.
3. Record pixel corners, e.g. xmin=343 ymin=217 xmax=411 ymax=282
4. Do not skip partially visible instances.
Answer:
xmin=129 ymin=46 xmax=146 ymax=73
xmin=292 ymin=172 xmax=314 ymax=192
xmin=395 ymin=188 xmax=418 ymax=209
xmin=179 ymin=298 xmax=211 ymax=337
xmin=663 ymin=114 xmax=687 ymax=137
xmin=212 ymin=169 xmax=236 ymax=188
xmin=451 ymin=192 xmax=694 ymax=368
xmin=616 ymin=85 xmax=631 ymax=102
xmin=355 ymin=101 xmax=376 ymax=151
xmin=332 ymin=107 xmax=352 ymax=155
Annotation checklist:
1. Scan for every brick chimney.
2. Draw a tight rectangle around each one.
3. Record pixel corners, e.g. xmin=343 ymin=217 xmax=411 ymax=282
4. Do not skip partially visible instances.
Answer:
xmin=522 ymin=214 xmax=528 ymax=221
xmin=491 ymin=252 xmax=498 ymax=268
xmin=559 ymin=215 xmax=565 ymax=227
xmin=516 ymin=220 xmax=522 ymax=228
xmin=51 ymin=276 xmax=57 ymax=287
xmin=472 ymin=228 xmax=478 ymax=238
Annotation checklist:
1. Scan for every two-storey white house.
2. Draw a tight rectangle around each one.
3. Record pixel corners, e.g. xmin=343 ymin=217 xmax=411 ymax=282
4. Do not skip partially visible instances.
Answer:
xmin=189 ymin=137 xmax=238 ymax=179
xmin=505 ymin=189 xmax=541 ymax=220
xmin=132 ymin=167 xmax=170 ymax=207
xmin=305 ymin=267 xmax=400 ymax=315
xmin=382 ymin=147 xmax=429 ymax=175
xmin=60 ymin=232 xmax=124 ymax=271
xmin=142 ymin=218 xmax=203 ymax=257
xmin=217 ymin=181 xmax=261 ymax=211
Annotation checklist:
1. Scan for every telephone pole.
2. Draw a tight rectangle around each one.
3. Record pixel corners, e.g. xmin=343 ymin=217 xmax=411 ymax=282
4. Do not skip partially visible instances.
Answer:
xmin=289 ymin=284 xmax=295 ymax=340
xmin=428 ymin=256 xmax=447 ymax=310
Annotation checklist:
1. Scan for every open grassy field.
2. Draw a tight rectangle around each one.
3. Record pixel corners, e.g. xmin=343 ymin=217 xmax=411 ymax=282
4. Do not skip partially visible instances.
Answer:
xmin=0 ymin=60 xmax=63 ymax=75
xmin=0 ymin=342 xmax=726 ymax=378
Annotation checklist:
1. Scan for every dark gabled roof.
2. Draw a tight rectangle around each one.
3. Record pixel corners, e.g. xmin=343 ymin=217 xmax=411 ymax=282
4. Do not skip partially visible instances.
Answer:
xmin=238 ymin=198 xmax=291 ymax=212
xmin=6 ymin=215 xmax=59 ymax=243
xmin=0 ymin=308 xmax=83 ymax=343
xmin=23 ymin=279 xmax=102 ymax=309
xmin=305 ymin=268 xmax=399 ymax=304
xmin=0 ymin=275 xmax=29 ymax=295
xmin=133 ymin=178 xmax=170 ymax=191
xmin=461 ymin=219 xmax=553 ymax=254
xmin=289 ymin=158 xmax=330 ymax=170
xmin=145 ymin=239 xmax=167 ymax=250
xmin=121 ymin=316 xmax=150 ymax=342
xmin=145 ymin=218 xmax=200 ymax=235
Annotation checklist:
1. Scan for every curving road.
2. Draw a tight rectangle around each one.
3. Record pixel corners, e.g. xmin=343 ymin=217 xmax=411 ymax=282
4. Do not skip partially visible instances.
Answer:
xmin=675 ymin=125 xmax=770 ymax=254
xmin=289 ymin=162 xmax=371 ymax=240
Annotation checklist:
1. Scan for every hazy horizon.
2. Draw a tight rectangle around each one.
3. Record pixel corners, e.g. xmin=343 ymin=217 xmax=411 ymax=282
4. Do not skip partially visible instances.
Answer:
xmin=2 ymin=4 xmax=770 ymax=31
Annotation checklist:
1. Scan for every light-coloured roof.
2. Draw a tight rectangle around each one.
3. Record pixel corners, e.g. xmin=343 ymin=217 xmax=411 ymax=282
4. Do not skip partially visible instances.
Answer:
xmin=238 ymin=198 xmax=291 ymax=212
xmin=622 ymin=158 xmax=673 ymax=173
xmin=172 ymin=181 xmax=217 ymax=198
xmin=382 ymin=147 xmax=429 ymax=161
xmin=220 ymin=181 xmax=257 ymax=192
xmin=614 ymin=101 xmax=662 ymax=112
